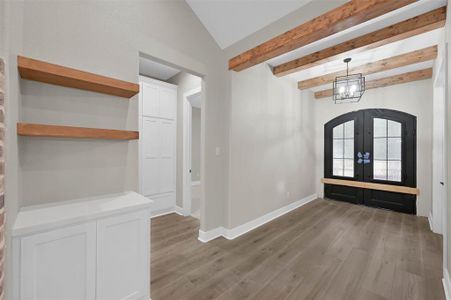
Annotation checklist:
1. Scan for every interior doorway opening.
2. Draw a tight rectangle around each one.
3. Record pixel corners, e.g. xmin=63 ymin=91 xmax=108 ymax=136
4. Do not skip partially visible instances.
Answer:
xmin=183 ymin=87 xmax=202 ymax=219
xmin=137 ymin=53 xmax=203 ymax=221
xmin=137 ymin=52 xmax=205 ymax=299
xmin=432 ymin=55 xmax=447 ymax=235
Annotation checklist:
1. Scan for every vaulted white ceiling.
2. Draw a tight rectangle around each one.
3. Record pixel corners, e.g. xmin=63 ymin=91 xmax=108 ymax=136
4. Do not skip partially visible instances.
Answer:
xmin=186 ymin=0 xmax=314 ymax=49
xmin=139 ymin=57 xmax=180 ymax=81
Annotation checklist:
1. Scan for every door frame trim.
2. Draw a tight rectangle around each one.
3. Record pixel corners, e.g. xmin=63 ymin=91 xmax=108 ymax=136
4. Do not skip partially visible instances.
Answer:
xmin=182 ymin=87 xmax=201 ymax=217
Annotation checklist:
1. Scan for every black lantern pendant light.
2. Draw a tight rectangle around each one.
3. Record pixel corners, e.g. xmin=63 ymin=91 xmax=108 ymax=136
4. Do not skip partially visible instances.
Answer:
xmin=333 ymin=58 xmax=365 ymax=104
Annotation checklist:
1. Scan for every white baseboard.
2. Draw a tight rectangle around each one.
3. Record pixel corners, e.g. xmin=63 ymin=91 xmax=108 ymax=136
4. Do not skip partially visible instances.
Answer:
xmin=152 ymin=205 xmax=190 ymax=218
xmin=443 ymin=268 xmax=451 ymax=300
xmin=198 ymin=227 xmax=225 ymax=243
xmin=151 ymin=208 xmax=176 ymax=218
xmin=175 ymin=205 xmax=186 ymax=216
xmin=429 ymin=211 xmax=443 ymax=235
xmin=429 ymin=211 xmax=435 ymax=232
xmin=192 ymin=181 xmax=201 ymax=186
xmin=224 ymin=193 xmax=317 ymax=240
xmin=197 ymin=193 xmax=317 ymax=243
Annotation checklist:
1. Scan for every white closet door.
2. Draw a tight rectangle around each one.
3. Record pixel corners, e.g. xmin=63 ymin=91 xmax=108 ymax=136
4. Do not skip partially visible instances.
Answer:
xmin=159 ymin=86 xmax=177 ymax=119
xmin=140 ymin=78 xmax=177 ymax=213
xmin=142 ymin=118 xmax=175 ymax=196
xmin=142 ymin=117 xmax=160 ymax=196
xmin=142 ymin=82 xmax=159 ymax=117
xmin=20 ymin=222 xmax=96 ymax=300
xmin=96 ymin=211 xmax=149 ymax=300
xmin=159 ymin=120 xmax=175 ymax=194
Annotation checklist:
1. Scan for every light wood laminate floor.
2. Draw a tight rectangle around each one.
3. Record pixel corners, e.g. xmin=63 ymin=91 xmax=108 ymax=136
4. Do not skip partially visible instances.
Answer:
xmin=151 ymin=199 xmax=444 ymax=300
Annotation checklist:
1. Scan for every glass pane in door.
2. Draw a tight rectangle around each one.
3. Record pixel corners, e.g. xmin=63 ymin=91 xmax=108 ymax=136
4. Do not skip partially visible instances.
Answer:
xmin=374 ymin=160 xmax=386 ymax=180
xmin=373 ymin=118 xmax=402 ymax=182
xmin=332 ymin=121 xmax=354 ymax=177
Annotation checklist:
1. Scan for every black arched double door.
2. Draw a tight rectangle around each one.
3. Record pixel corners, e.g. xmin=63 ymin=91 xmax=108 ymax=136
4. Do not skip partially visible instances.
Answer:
xmin=324 ymin=109 xmax=417 ymax=214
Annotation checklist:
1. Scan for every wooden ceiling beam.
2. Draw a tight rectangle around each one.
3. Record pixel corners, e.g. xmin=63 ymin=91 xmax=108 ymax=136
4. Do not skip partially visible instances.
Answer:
xmin=314 ymin=68 xmax=432 ymax=99
xmin=228 ymin=0 xmax=417 ymax=72
xmin=298 ymin=45 xmax=437 ymax=89
xmin=274 ymin=7 xmax=446 ymax=77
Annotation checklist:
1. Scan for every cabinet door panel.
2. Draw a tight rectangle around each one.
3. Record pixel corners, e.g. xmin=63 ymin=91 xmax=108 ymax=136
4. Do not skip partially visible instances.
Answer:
xmin=140 ymin=80 xmax=177 ymax=214
xmin=159 ymin=158 xmax=175 ymax=194
xmin=142 ymin=118 xmax=160 ymax=196
xmin=142 ymin=83 xmax=159 ymax=117
xmin=141 ymin=118 xmax=175 ymax=196
xmin=142 ymin=159 xmax=159 ymax=196
xmin=159 ymin=86 xmax=176 ymax=119
xmin=159 ymin=120 xmax=174 ymax=158
xmin=149 ymin=194 xmax=175 ymax=216
xmin=20 ymin=223 xmax=96 ymax=300
xmin=159 ymin=120 xmax=175 ymax=194
xmin=142 ymin=118 xmax=159 ymax=158
xmin=97 ymin=211 xmax=150 ymax=300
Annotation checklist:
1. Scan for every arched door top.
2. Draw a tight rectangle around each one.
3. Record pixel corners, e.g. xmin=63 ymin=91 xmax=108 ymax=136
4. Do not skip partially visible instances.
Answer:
xmin=325 ymin=109 xmax=416 ymax=128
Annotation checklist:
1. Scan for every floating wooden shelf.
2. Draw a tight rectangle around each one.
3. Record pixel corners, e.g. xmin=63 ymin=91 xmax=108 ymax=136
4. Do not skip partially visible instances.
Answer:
xmin=17 ymin=123 xmax=139 ymax=140
xmin=18 ymin=56 xmax=139 ymax=98
xmin=321 ymin=178 xmax=419 ymax=195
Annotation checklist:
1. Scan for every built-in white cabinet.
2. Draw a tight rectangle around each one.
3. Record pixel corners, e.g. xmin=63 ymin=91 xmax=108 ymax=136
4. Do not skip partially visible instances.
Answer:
xmin=20 ymin=222 xmax=97 ymax=300
xmin=139 ymin=77 xmax=177 ymax=215
xmin=141 ymin=79 xmax=177 ymax=120
xmin=12 ymin=192 xmax=152 ymax=300
xmin=96 ymin=211 xmax=149 ymax=300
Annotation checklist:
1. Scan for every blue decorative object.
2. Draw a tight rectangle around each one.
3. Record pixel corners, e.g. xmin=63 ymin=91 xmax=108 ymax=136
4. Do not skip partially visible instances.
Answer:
xmin=363 ymin=152 xmax=370 ymax=164
xmin=357 ymin=152 xmax=371 ymax=164
xmin=357 ymin=152 xmax=363 ymax=164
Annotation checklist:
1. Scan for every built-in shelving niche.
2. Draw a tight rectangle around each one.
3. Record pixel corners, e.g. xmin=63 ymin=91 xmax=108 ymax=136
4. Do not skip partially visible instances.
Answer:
xmin=17 ymin=56 xmax=140 ymax=140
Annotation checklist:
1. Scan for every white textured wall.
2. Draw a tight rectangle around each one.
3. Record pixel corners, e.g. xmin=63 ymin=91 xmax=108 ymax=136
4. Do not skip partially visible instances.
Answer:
xmin=5 ymin=0 xmax=227 ymax=227
xmin=313 ymin=80 xmax=433 ymax=217
xmin=3 ymin=3 xmax=24 ymax=299
xmin=224 ymin=1 xmax=346 ymax=229
xmin=228 ymin=64 xmax=316 ymax=228
xmin=0 ymin=0 xmax=4 ymax=58
xmin=192 ymin=107 xmax=201 ymax=182
xmin=445 ymin=5 xmax=451 ymax=276
xmin=432 ymin=30 xmax=446 ymax=233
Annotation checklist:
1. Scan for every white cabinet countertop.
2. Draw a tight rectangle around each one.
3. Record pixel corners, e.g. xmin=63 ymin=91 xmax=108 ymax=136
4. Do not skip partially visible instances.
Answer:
xmin=13 ymin=192 xmax=153 ymax=237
